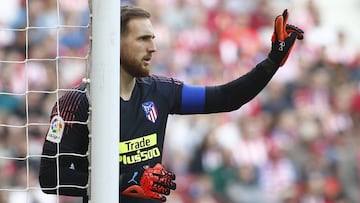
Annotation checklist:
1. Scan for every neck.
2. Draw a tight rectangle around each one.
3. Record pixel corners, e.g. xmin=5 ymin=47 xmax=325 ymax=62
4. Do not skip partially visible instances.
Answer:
xmin=120 ymin=68 xmax=135 ymax=101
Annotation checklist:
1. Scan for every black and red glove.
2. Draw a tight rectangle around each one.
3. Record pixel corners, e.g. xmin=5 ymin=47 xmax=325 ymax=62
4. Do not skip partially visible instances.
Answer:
xmin=121 ymin=163 xmax=176 ymax=202
xmin=268 ymin=9 xmax=304 ymax=67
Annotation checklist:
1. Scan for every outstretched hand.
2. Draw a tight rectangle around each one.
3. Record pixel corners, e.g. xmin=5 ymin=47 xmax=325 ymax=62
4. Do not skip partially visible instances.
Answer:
xmin=268 ymin=9 xmax=304 ymax=67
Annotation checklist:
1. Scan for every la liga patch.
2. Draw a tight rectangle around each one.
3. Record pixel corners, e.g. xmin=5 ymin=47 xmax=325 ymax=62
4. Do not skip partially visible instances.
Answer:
xmin=46 ymin=115 xmax=65 ymax=143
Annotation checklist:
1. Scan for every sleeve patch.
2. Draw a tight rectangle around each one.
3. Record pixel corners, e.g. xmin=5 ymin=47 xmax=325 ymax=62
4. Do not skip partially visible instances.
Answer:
xmin=181 ymin=84 xmax=205 ymax=114
xmin=46 ymin=115 xmax=65 ymax=143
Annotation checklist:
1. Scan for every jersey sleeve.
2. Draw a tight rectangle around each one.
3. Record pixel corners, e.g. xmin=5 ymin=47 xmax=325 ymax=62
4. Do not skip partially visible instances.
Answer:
xmin=178 ymin=58 xmax=279 ymax=115
xmin=179 ymin=84 xmax=206 ymax=114
xmin=39 ymin=83 xmax=89 ymax=197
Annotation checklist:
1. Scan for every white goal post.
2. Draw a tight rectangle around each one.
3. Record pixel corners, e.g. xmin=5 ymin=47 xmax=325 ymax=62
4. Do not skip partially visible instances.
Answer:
xmin=89 ymin=0 xmax=120 ymax=202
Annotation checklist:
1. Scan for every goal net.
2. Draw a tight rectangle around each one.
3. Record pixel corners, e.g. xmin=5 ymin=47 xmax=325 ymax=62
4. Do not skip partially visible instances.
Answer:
xmin=0 ymin=0 xmax=119 ymax=202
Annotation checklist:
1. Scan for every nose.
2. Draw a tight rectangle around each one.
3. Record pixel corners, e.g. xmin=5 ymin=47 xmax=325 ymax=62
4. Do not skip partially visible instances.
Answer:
xmin=148 ymin=39 xmax=157 ymax=53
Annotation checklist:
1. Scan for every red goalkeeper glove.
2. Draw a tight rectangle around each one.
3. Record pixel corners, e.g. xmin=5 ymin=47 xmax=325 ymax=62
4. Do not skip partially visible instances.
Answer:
xmin=121 ymin=163 xmax=176 ymax=202
xmin=268 ymin=9 xmax=304 ymax=67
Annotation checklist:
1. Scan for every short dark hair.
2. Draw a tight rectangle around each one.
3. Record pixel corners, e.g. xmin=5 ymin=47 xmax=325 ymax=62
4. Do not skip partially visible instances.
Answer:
xmin=121 ymin=6 xmax=151 ymax=35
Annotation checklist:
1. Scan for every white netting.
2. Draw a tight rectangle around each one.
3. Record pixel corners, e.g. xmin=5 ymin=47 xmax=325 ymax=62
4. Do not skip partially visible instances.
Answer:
xmin=0 ymin=0 xmax=90 ymax=203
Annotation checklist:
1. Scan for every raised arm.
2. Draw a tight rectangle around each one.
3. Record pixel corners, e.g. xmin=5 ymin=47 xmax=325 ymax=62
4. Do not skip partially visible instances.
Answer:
xmin=179 ymin=9 xmax=303 ymax=115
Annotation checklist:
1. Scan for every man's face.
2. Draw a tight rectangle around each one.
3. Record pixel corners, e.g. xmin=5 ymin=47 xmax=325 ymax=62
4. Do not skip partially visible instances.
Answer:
xmin=121 ymin=18 xmax=157 ymax=77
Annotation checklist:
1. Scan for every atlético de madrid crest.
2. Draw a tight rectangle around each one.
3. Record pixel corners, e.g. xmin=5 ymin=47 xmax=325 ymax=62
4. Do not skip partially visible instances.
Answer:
xmin=142 ymin=101 xmax=158 ymax=123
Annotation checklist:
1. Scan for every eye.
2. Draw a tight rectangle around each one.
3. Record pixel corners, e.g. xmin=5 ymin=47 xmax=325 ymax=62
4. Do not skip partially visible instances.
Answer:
xmin=140 ymin=36 xmax=148 ymax=41
xmin=139 ymin=35 xmax=155 ymax=41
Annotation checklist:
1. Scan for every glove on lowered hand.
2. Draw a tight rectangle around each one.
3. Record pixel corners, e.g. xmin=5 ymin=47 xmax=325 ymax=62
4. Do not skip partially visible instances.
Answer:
xmin=268 ymin=9 xmax=304 ymax=66
xmin=121 ymin=163 xmax=176 ymax=202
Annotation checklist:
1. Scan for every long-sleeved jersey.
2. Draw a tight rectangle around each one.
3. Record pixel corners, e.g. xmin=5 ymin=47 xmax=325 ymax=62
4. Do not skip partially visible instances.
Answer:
xmin=39 ymin=59 xmax=278 ymax=203
xmin=39 ymin=82 xmax=89 ymax=198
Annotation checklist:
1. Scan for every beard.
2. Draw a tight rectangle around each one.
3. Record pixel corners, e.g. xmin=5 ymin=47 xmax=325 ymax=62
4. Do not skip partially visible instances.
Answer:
xmin=120 ymin=51 xmax=150 ymax=77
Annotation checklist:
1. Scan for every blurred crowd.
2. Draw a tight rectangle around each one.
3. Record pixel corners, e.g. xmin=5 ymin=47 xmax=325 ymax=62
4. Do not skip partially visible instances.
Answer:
xmin=1 ymin=0 xmax=360 ymax=203
xmin=0 ymin=0 xmax=89 ymax=202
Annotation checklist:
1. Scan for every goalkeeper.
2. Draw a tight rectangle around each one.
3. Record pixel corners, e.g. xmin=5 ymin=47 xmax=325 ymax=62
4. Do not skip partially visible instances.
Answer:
xmin=39 ymin=5 xmax=304 ymax=203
